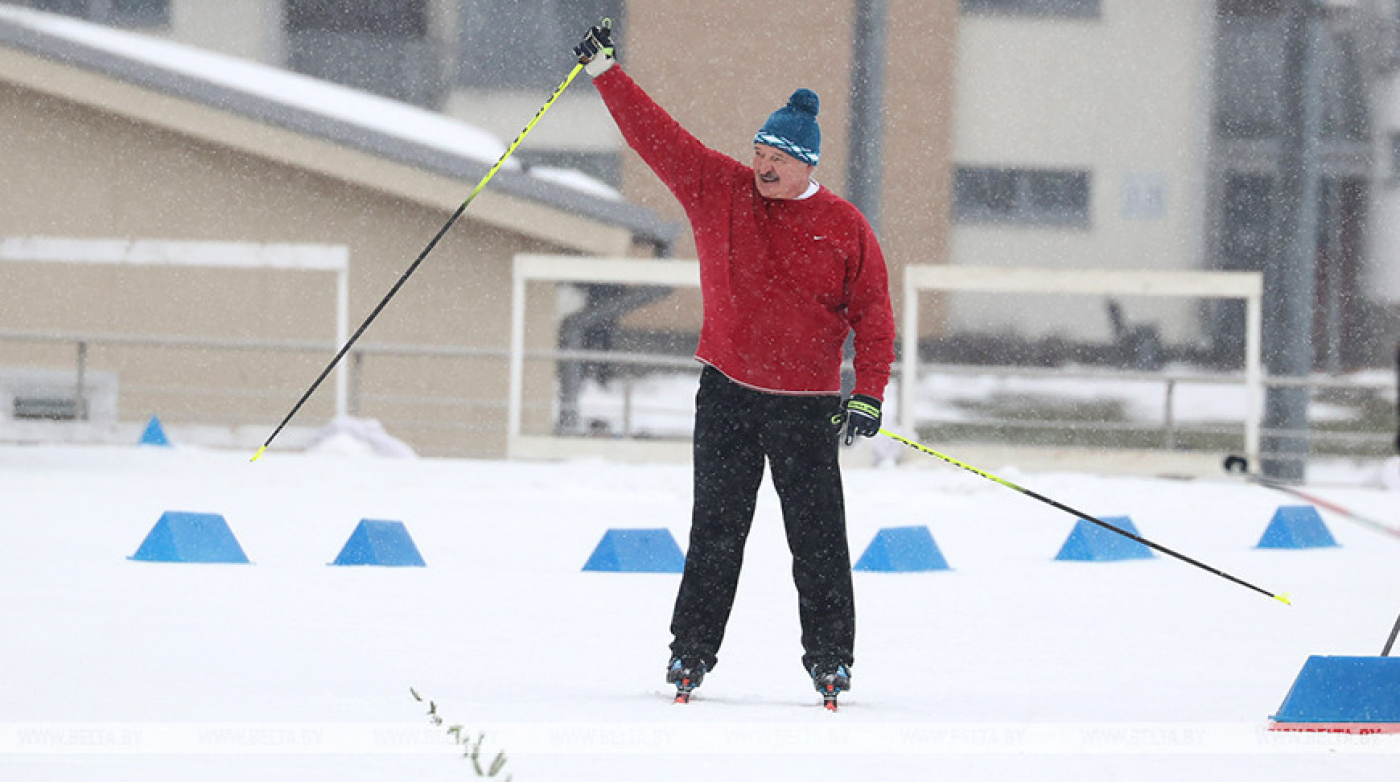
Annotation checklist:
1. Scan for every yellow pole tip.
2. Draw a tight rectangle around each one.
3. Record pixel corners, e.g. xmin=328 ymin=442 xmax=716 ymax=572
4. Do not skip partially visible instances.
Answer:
xmin=250 ymin=446 xmax=266 ymax=463
xmin=1275 ymin=592 xmax=1292 ymax=606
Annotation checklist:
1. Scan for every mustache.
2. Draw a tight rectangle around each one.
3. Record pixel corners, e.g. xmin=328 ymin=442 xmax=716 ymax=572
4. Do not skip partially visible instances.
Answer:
xmin=758 ymin=171 xmax=780 ymax=182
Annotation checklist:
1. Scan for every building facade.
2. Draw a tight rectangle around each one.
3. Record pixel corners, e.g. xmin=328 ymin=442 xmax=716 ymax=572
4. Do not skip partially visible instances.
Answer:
xmin=950 ymin=1 xmax=1216 ymax=353
xmin=0 ymin=6 xmax=673 ymax=457
xmin=950 ymin=0 xmax=1391 ymax=371
xmin=8 ymin=0 xmax=1396 ymax=397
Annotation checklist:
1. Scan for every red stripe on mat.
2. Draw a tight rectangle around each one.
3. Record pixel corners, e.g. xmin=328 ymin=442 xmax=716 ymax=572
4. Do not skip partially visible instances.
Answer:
xmin=1269 ymin=722 xmax=1400 ymax=735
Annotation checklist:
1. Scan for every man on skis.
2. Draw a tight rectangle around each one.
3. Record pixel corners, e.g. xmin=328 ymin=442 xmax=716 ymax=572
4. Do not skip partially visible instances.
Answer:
xmin=575 ymin=21 xmax=896 ymax=709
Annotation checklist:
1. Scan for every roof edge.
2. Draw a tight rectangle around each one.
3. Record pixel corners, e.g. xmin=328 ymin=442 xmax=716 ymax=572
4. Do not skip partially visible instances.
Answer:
xmin=0 ymin=15 xmax=679 ymax=249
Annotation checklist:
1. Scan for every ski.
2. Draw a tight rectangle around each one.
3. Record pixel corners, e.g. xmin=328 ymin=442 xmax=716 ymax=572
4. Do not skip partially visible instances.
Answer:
xmin=666 ymin=658 xmax=705 ymax=704
xmin=672 ymin=680 xmax=697 ymax=704
xmin=821 ymin=685 xmax=840 ymax=712
xmin=811 ymin=662 xmax=850 ymax=712
xmin=666 ymin=657 xmax=706 ymax=704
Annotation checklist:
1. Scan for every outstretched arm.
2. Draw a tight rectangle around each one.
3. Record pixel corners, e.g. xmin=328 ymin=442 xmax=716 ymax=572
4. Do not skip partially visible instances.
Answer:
xmin=574 ymin=21 xmax=729 ymax=206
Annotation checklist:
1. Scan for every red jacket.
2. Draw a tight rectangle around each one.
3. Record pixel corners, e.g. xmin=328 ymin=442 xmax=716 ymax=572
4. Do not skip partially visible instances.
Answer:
xmin=595 ymin=68 xmax=896 ymax=400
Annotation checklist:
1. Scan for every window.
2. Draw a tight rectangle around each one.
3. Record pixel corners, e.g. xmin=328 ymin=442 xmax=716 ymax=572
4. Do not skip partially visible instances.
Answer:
xmin=286 ymin=0 xmax=428 ymax=37
xmin=457 ymin=0 xmax=625 ymax=90
xmin=960 ymin=0 xmax=1100 ymax=18
xmin=284 ymin=0 xmax=437 ymax=106
xmin=21 ymin=0 xmax=168 ymax=27
xmin=954 ymin=166 xmax=1092 ymax=227
xmin=1214 ymin=12 xmax=1285 ymax=139
xmin=1218 ymin=0 xmax=1283 ymax=16
xmin=1389 ymin=133 xmax=1400 ymax=183
xmin=12 ymin=396 xmax=79 ymax=421
xmin=1215 ymin=2 xmax=1369 ymax=143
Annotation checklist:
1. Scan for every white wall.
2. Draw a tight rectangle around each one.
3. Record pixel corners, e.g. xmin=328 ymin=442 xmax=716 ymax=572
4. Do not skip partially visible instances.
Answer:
xmin=949 ymin=0 xmax=1214 ymax=344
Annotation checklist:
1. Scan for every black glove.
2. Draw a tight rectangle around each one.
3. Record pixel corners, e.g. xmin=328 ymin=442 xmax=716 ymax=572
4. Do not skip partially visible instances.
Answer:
xmin=841 ymin=394 xmax=882 ymax=446
xmin=574 ymin=20 xmax=615 ymax=75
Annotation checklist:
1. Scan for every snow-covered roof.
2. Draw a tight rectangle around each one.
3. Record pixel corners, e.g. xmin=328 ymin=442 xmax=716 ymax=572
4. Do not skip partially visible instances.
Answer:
xmin=0 ymin=5 xmax=675 ymax=246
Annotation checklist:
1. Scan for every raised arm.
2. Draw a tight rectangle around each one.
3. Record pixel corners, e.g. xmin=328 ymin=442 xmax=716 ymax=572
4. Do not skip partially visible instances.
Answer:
xmin=574 ymin=20 xmax=732 ymax=206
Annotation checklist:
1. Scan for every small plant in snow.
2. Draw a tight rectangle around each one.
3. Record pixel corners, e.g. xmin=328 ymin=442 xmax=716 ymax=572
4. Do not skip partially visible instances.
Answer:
xmin=410 ymin=687 xmax=511 ymax=780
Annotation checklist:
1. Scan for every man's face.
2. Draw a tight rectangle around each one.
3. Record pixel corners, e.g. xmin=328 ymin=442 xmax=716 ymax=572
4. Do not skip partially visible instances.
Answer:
xmin=753 ymin=144 xmax=815 ymax=200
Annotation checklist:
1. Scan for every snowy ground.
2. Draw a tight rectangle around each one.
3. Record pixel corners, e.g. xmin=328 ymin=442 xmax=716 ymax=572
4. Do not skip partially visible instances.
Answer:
xmin=2 ymin=441 xmax=1399 ymax=781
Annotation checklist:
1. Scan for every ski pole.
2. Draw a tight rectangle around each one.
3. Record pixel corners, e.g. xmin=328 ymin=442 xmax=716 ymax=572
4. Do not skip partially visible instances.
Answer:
xmin=879 ymin=429 xmax=1291 ymax=605
xmin=251 ymin=60 xmax=587 ymax=462
xmin=1223 ymin=455 xmax=1400 ymax=541
xmin=1382 ymin=612 xmax=1400 ymax=657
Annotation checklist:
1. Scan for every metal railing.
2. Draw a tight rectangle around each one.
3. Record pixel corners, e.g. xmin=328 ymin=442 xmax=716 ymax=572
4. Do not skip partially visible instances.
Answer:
xmin=2 ymin=329 xmax=1394 ymax=466
xmin=532 ymin=348 xmax=1397 ymax=469
xmin=903 ymin=363 xmax=1395 ymax=466
xmin=0 ymin=329 xmax=513 ymax=455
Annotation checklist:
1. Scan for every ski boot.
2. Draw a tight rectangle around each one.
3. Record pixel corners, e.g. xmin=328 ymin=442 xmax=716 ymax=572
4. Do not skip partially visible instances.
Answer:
xmin=666 ymin=657 xmax=707 ymax=704
xmin=810 ymin=661 xmax=851 ymax=712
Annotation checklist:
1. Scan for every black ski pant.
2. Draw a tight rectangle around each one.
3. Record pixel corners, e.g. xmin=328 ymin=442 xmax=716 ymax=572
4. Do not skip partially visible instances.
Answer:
xmin=669 ymin=366 xmax=855 ymax=674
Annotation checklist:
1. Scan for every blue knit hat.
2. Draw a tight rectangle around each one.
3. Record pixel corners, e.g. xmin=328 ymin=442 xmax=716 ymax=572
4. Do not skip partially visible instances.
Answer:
xmin=754 ymin=89 xmax=821 ymax=166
